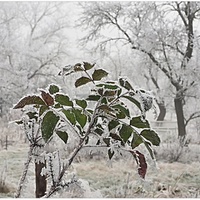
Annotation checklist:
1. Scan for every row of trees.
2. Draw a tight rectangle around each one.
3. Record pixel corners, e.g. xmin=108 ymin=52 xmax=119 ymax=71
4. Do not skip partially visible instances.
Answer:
xmin=77 ymin=1 xmax=200 ymax=141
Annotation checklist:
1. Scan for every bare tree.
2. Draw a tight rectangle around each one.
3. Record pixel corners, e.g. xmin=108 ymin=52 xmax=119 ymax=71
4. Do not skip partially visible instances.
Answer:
xmin=0 ymin=2 xmax=70 ymax=113
xmin=78 ymin=1 xmax=200 ymax=141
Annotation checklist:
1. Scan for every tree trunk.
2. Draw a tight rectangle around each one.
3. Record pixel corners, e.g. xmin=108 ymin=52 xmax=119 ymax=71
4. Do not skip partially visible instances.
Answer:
xmin=174 ymin=96 xmax=186 ymax=141
xmin=35 ymin=162 xmax=47 ymax=198
xmin=156 ymin=102 xmax=166 ymax=121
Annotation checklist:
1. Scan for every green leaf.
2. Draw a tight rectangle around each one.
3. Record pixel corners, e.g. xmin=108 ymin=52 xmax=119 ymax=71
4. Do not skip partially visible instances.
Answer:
xmin=55 ymin=94 xmax=73 ymax=107
xmin=56 ymin=131 xmax=68 ymax=144
xmin=86 ymin=109 xmax=93 ymax=114
xmin=117 ymin=88 xmax=122 ymax=96
xmin=13 ymin=95 xmax=46 ymax=109
xmin=41 ymin=111 xmax=59 ymax=142
xmin=75 ymin=77 xmax=92 ymax=87
xmin=62 ymin=109 xmax=76 ymax=125
xmin=54 ymin=103 xmax=62 ymax=109
xmin=119 ymin=124 xmax=133 ymax=143
xmin=116 ymin=109 xmax=126 ymax=119
xmin=131 ymin=132 xmax=143 ymax=149
xmin=119 ymin=78 xmax=133 ymax=91
xmin=103 ymin=138 xmax=110 ymax=146
xmin=122 ymin=96 xmax=142 ymax=111
xmin=75 ymin=99 xmax=87 ymax=109
xmin=86 ymin=95 xmax=101 ymax=101
xmin=130 ymin=116 xmax=150 ymax=128
xmin=108 ymin=120 xmax=120 ymax=131
xmin=110 ymin=133 xmax=124 ymax=145
xmin=92 ymin=69 xmax=108 ymax=81
xmin=83 ymin=62 xmax=95 ymax=70
xmin=140 ymin=129 xmax=160 ymax=146
xmin=112 ymin=104 xmax=130 ymax=118
xmin=96 ymin=83 xmax=119 ymax=90
xmin=144 ymin=141 xmax=155 ymax=159
xmin=39 ymin=105 xmax=49 ymax=116
xmin=94 ymin=127 xmax=104 ymax=136
xmin=73 ymin=109 xmax=87 ymax=128
xmin=49 ymin=84 xmax=59 ymax=94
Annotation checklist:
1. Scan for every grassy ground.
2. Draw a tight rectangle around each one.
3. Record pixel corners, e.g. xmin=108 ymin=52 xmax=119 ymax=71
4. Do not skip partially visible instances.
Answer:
xmin=0 ymin=144 xmax=200 ymax=198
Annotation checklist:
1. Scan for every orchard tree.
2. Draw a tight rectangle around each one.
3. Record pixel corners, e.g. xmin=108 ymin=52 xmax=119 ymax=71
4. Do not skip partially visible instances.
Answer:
xmin=13 ymin=62 xmax=160 ymax=198
xmin=78 ymin=1 xmax=200 ymax=142
xmin=0 ymin=2 xmax=70 ymax=114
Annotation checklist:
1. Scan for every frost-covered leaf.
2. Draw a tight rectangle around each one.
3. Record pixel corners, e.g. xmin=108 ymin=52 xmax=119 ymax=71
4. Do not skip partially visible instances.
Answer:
xmin=98 ymin=104 xmax=114 ymax=113
xmin=122 ymin=96 xmax=142 ymax=111
xmin=49 ymin=84 xmax=59 ymax=94
xmin=130 ymin=150 xmax=147 ymax=179
xmin=101 ymin=97 xmax=108 ymax=104
xmin=130 ymin=116 xmax=150 ymax=128
xmin=96 ymin=83 xmax=119 ymax=90
xmin=144 ymin=141 xmax=155 ymax=159
xmin=41 ymin=111 xmax=59 ymax=142
xmin=73 ymin=109 xmax=87 ymax=128
xmin=119 ymin=78 xmax=134 ymax=91
xmin=62 ymin=109 xmax=76 ymax=125
xmin=92 ymin=69 xmax=108 ymax=81
xmin=103 ymin=138 xmax=110 ymax=146
xmin=55 ymin=94 xmax=73 ymax=107
xmin=13 ymin=95 xmax=46 ymax=109
xmin=119 ymin=124 xmax=133 ymax=143
xmin=112 ymin=104 xmax=130 ymax=118
xmin=74 ymin=63 xmax=84 ymax=71
xmin=39 ymin=105 xmax=49 ymax=116
xmin=26 ymin=111 xmax=38 ymax=120
xmin=131 ymin=132 xmax=143 ymax=149
xmin=75 ymin=99 xmax=87 ymax=109
xmin=104 ymin=90 xmax=117 ymax=96
xmin=56 ymin=131 xmax=68 ymax=144
xmin=41 ymin=90 xmax=54 ymax=106
xmin=75 ymin=77 xmax=92 ymax=87
xmin=140 ymin=129 xmax=160 ymax=146
xmin=138 ymin=90 xmax=153 ymax=112
xmin=83 ymin=62 xmax=95 ymax=70
xmin=86 ymin=95 xmax=101 ymax=101
xmin=94 ymin=127 xmax=104 ymax=135
xmin=110 ymin=133 xmax=124 ymax=145
xmin=108 ymin=120 xmax=120 ymax=131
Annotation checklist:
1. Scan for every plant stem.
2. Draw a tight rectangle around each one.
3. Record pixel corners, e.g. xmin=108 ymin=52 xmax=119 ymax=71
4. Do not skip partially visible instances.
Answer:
xmin=15 ymin=145 xmax=34 ymax=198
xmin=44 ymin=99 xmax=102 ymax=197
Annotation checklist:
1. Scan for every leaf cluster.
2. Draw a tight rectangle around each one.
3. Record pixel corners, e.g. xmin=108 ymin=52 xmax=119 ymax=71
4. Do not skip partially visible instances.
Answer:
xmin=14 ymin=62 xmax=160 ymax=180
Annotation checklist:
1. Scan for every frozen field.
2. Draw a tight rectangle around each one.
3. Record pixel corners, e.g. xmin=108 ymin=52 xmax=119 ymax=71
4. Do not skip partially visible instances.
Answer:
xmin=0 ymin=142 xmax=200 ymax=198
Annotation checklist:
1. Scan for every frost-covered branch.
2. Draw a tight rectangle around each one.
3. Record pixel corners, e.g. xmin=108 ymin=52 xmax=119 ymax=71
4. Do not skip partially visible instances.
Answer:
xmin=15 ymin=119 xmax=44 ymax=198
xmin=15 ymin=145 xmax=34 ymax=198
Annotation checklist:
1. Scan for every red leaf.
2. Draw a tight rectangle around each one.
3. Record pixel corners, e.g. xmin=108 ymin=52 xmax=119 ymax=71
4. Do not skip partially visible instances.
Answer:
xmin=13 ymin=95 xmax=45 ymax=109
xmin=41 ymin=90 xmax=54 ymax=106
xmin=130 ymin=150 xmax=147 ymax=179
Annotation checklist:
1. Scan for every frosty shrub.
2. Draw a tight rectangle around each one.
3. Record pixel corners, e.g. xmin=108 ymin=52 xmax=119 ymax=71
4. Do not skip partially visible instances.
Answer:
xmin=13 ymin=62 xmax=160 ymax=198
